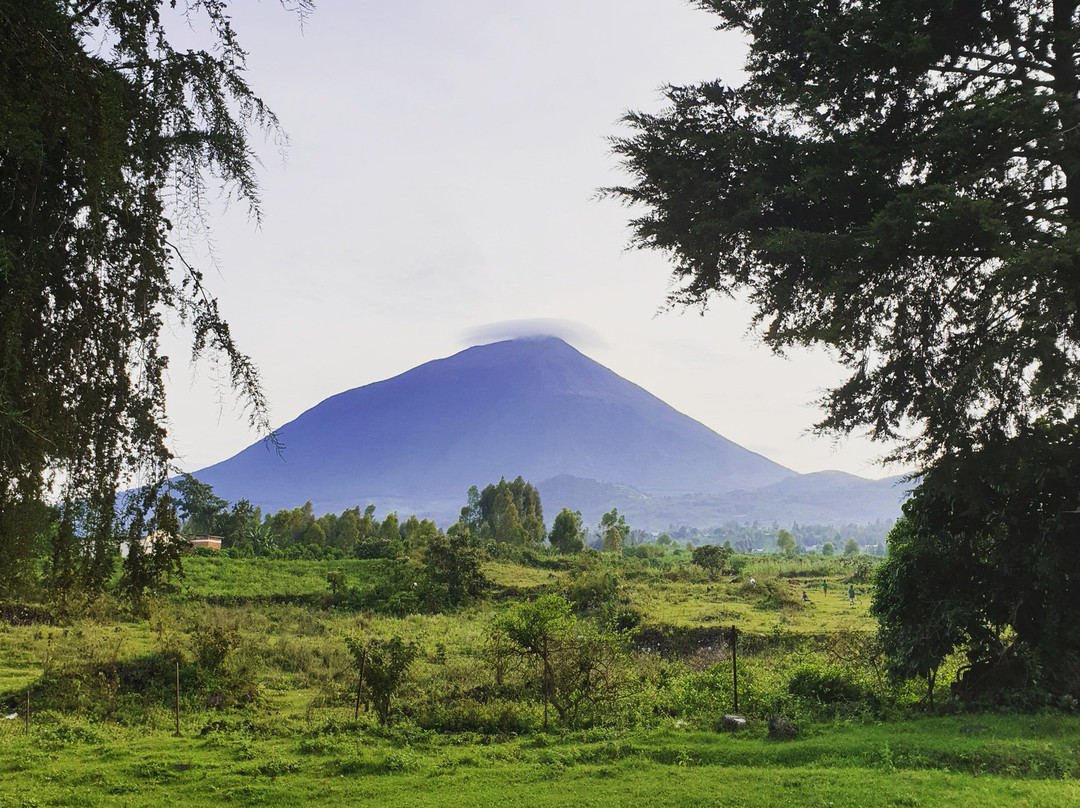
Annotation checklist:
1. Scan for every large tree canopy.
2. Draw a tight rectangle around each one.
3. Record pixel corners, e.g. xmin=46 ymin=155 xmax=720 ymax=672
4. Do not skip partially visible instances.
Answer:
xmin=611 ymin=0 xmax=1080 ymax=462
xmin=610 ymin=1 xmax=1080 ymax=698
xmin=0 ymin=1 xmax=309 ymax=597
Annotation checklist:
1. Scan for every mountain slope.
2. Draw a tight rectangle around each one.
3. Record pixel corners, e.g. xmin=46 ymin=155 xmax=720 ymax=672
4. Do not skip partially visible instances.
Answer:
xmin=537 ymin=471 xmax=908 ymax=532
xmin=190 ymin=337 xmax=797 ymax=520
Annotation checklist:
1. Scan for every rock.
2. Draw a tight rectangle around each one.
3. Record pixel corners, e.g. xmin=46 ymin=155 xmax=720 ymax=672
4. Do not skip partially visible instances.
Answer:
xmin=721 ymin=714 xmax=747 ymax=732
xmin=767 ymin=716 xmax=798 ymax=740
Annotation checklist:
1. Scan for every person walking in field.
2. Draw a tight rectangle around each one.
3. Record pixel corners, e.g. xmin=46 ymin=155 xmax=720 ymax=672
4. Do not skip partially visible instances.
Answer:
xmin=821 ymin=579 xmax=828 ymax=597
xmin=848 ymin=584 xmax=855 ymax=606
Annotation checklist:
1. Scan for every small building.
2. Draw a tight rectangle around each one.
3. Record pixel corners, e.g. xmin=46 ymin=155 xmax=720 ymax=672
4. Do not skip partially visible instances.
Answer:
xmin=186 ymin=535 xmax=222 ymax=551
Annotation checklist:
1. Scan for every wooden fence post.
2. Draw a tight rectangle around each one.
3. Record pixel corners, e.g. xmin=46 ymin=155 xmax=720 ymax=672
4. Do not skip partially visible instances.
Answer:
xmin=730 ymin=625 xmax=739 ymax=714
xmin=354 ymin=646 xmax=368 ymax=722
xmin=174 ymin=661 xmax=181 ymax=737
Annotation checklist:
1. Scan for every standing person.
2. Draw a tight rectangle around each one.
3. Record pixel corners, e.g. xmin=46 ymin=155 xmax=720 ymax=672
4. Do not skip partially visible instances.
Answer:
xmin=821 ymin=579 xmax=828 ymax=597
xmin=848 ymin=584 xmax=855 ymax=606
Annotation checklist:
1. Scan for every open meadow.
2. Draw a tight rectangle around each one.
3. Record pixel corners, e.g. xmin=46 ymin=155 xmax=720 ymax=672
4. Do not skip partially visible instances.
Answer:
xmin=2 ymin=549 xmax=1078 ymax=807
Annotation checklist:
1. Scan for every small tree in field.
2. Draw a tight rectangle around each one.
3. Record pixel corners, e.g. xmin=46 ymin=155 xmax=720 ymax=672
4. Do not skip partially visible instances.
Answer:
xmin=548 ymin=508 xmax=585 ymax=554
xmin=691 ymin=544 xmax=729 ymax=581
xmin=598 ymin=509 xmax=629 ymax=553
xmin=424 ymin=531 xmax=487 ymax=607
xmin=346 ymin=635 xmax=418 ymax=726
xmin=776 ymin=529 xmax=797 ymax=557
xmin=495 ymin=595 xmax=631 ymax=728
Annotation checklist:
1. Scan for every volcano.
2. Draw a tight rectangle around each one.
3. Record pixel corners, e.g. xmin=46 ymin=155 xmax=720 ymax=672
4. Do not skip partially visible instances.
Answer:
xmin=189 ymin=337 xmax=808 ymax=523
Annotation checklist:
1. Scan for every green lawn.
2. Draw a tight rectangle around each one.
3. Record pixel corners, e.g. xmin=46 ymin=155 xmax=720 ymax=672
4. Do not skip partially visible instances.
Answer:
xmin=2 ymin=716 xmax=1077 ymax=807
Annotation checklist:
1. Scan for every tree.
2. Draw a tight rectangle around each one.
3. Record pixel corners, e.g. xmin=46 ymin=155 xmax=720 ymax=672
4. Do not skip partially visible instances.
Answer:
xmin=875 ymin=431 xmax=1080 ymax=700
xmin=172 ymin=474 xmax=228 ymax=536
xmin=378 ymin=512 xmax=401 ymax=543
xmin=218 ymin=499 xmax=257 ymax=549
xmin=121 ymin=492 xmax=186 ymax=605
xmin=424 ymin=531 xmax=487 ymax=607
xmin=691 ymin=543 xmax=729 ymax=580
xmin=843 ymin=539 xmax=861 ymax=557
xmin=358 ymin=505 xmax=378 ymax=540
xmin=609 ymin=1 xmax=1080 ymax=698
xmin=548 ymin=508 xmax=585 ymax=554
xmin=492 ymin=486 xmax=525 ymax=545
xmin=822 ymin=542 xmax=835 ymax=558
xmin=610 ymin=0 xmax=1080 ymax=465
xmin=0 ymin=1 xmax=309 ymax=599
xmin=302 ymin=521 xmax=326 ymax=547
xmin=461 ymin=478 xmax=546 ymax=547
xmin=775 ymin=529 xmax=797 ymax=557
xmin=598 ymin=509 xmax=629 ymax=553
xmin=331 ymin=508 xmax=361 ymax=553
xmin=345 ymin=635 xmax=418 ymax=726
xmin=495 ymin=595 xmax=631 ymax=728
xmin=459 ymin=486 xmax=483 ymax=535
xmin=871 ymin=515 xmax=973 ymax=708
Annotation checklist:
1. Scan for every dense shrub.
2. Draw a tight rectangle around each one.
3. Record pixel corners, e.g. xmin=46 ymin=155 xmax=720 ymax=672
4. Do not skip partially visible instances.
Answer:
xmin=414 ymin=698 xmax=534 ymax=734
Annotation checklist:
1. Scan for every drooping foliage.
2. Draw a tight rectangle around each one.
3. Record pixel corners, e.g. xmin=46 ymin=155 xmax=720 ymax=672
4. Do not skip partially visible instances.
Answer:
xmin=0 ymin=1 xmax=310 ymax=598
xmin=609 ymin=0 xmax=1080 ymax=700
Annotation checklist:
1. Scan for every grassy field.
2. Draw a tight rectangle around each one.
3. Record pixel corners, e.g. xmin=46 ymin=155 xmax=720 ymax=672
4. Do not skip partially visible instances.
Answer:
xmin=2 ymin=714 xmax=1078 ymax=807
xmin=1 ymin=551 xmax=1077 ymax=806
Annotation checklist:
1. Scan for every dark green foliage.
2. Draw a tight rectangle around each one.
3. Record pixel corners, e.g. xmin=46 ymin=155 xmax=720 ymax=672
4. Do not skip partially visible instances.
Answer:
xmin=218 ymin=498 xmax=258 ymax=549
xmin=423 ymin=531 xmax=487 ymax=607
xmin=610 ymin=0 xmax=1080 ymax=705
xmin=120 ymin=492 xmax=186 ymax=605
xmin=354 ymin=536 xmax=405 ymax=560
xmin=0 ymin=0 xmax=309 ymax=599
xmin=690 ymin=544 xmax=729 ymax=580
xmin=875 ymin=427 xmax=1080 ymax=701
xmin=788 ymin=665 xmax=868 ymax=709
xmin=173 ymin=474 xmax=228 ymax=537
xmin=610 ymin=0 xmax=1080 ymax=464
xmin=460 ymin=478 xmax=545 ymax=547
xmin=549 ymin=507 xmax=586 ymax=553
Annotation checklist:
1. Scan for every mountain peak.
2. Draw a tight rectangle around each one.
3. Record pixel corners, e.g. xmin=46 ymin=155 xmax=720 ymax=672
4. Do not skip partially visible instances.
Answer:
xmin=190 ymin=338 xmax=797 ymax=523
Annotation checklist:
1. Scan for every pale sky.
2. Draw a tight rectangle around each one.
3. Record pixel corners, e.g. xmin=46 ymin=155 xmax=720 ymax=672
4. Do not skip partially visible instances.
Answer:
xmin=161 ymin=0 xmax=907 ymax=480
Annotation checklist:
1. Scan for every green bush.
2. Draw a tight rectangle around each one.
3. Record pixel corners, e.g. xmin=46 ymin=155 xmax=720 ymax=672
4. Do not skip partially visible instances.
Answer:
xmin=787 ymin=664 xmax=874 ymax=718
xmin=414 ymin=698 xmax=534 ymax=734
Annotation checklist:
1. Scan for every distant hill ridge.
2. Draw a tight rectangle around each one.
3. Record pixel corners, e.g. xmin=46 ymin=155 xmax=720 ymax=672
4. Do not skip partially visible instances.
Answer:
xmin=190 ymin=337 xmax=904 ymax=529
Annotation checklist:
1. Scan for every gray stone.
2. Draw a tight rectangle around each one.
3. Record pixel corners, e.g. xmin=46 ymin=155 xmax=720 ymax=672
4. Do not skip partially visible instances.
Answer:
xmin=767 ymin=716 xmax=798 ymax=740
xmin=721 ymin=714 xmax=747 ymax=732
